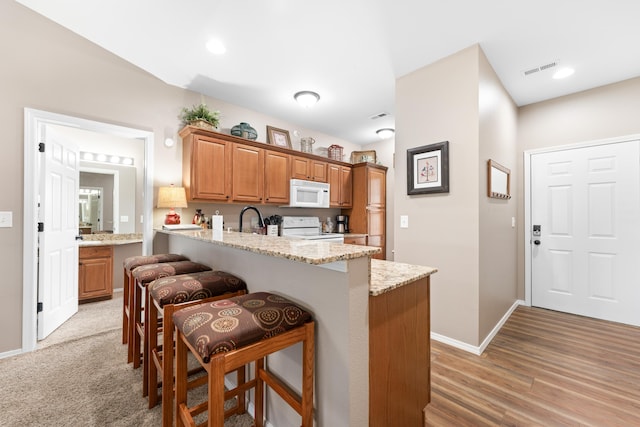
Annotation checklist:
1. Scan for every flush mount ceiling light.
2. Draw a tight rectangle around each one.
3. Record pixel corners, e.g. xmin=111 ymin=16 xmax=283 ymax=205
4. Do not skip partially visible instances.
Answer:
xmin=553 ymin=67 xmax=575 ymax=79
xmin=206 ymin=38 xmax=226 ymax=55
xmin=376 ymin=128 xmax=395 ymax=139
xmin=294 ymin=91 xmax=320 ymax=108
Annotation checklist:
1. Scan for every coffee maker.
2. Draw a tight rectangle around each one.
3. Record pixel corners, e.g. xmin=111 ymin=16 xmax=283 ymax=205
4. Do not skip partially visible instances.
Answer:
xmin=336 ymin=215 xmax=349 ymax=233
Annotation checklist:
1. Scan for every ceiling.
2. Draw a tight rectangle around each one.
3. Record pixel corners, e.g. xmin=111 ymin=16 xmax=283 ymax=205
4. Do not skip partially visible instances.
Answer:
xmin=16 ymin=0 xmax=640 ymax=145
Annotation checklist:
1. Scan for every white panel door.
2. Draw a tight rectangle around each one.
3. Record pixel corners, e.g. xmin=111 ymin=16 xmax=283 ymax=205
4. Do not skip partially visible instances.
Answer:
xmin=38 ymin=126 xmax=79 ymax=339
xmin=531 ymin=141 xmax=640 ymax=326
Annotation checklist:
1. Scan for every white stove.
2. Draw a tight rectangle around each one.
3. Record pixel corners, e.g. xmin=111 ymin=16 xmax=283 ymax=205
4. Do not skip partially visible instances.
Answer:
xmin=280 ymin=216 xmax=344 ymax=243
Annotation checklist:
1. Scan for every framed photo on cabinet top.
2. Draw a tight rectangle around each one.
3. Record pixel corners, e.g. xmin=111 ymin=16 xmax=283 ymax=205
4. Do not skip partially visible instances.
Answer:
xmin=266 ymin=126 xmax=292 ymax=149
xmin=407 ymin=141 xmax=449 ymax=195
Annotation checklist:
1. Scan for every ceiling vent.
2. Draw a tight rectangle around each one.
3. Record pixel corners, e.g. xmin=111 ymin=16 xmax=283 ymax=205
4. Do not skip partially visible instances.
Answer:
xmin=522 ymin=60 xmax=559 ymax=77
xmin=369 ymin=112 xmax=389 ymax=120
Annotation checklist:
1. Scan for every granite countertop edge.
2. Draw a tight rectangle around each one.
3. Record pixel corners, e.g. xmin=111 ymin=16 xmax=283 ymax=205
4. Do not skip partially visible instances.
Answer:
xmin=369 ymin=259 xmax=438 ymax=297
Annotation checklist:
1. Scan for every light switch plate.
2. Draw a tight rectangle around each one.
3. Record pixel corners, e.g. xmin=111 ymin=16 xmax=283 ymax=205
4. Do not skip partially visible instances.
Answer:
xmin=400 ymin=215 xmax=409 ymax=228
xmin=0 ymin=211 xmax=13 ymax=228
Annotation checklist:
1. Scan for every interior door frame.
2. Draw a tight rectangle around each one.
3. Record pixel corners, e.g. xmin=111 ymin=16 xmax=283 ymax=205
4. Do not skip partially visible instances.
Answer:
xmin=523 ymin=133 xmax=640 ymax=308
xmin=22 ymin=108 xmax=154 ymax=353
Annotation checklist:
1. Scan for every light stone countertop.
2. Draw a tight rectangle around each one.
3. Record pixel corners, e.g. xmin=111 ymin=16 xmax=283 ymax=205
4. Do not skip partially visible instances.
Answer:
xmin=158 ymin=229 xmax=381 ymax=264
xmin=78 ymin=233 xmax=143 ymax=247
xmin=159 ymin=229 xmax=437 ymax=296
xmin=369 ymin=259 xmax=437 ymax=296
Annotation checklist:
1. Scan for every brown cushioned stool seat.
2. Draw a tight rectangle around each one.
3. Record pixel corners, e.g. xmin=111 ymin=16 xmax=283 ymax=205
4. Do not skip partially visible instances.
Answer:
xmin=130 ymin=261 xmax=211 ymax=397
xmin=147 ymin=271 xmax=248 ymax=425
xmin=122 ymin=254 xmax=189 ymax=353
xmin=173 ymin=292 xmax=314 ymax=427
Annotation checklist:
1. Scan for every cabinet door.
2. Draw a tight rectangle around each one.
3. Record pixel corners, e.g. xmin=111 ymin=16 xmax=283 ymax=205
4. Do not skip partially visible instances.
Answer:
xmin=264 ymin=151 xmax=290 ymax=204
xmin=340 ymin=166 xmax=353 ymax=208
xmin=329 ymin=164 xmax=353 ymax=207
xmin=190 ymin=136 xmax=231 ymax=201
xmin=310 ymin=160 xmax=328 ymax=182
xmin=232 ymin=144 xmax=264 ymax=202
xmin=291 ymin=156 xmax=310 ymax=180
xmin=367 ymin=208 xmax=385 ymax=260
xmin=368 ymin=167 xmax=386 ymax=207
xmin=78 ymin=247 xmax=113 ymax=301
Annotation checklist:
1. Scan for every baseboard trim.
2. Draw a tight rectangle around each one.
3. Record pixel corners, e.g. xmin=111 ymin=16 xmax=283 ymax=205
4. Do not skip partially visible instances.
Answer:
xmin=0 ymin=348 xmax=23 ymax=360
xmin=431 ymin=299 xmax=525 ymax=355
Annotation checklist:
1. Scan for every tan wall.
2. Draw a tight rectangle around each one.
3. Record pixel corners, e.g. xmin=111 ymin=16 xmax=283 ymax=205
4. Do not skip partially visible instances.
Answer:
xmin=395 ymin=45 xmax=481 ymax=345
xmin=0 ymin=2 xmax=358 ymax=354
xmin=516 ymin=76 xmax=640 ymax=300
xmin=478 ymin=50 xmax=519 ymax=340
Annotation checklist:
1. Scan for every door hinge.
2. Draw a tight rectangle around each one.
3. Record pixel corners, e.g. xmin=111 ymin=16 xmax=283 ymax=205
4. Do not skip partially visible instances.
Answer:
xmin=37 ymin=302 xmax=43 ymax=313
xmin=38 ymin=142 xmax=45 ymax=153
xmin=38 ymin=222 xmax=44 ymax=232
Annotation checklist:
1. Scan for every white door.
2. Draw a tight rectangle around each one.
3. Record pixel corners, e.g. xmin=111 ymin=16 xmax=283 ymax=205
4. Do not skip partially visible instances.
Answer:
xmin=38 ymin=125 xmax=80 ymax=339
xmin=531 ymin=140 xmax=640 ymax=326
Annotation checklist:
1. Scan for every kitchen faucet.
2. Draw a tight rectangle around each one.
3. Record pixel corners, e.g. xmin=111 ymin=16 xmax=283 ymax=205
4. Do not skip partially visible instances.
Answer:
xmin=238 ymin=205 xmax=265 ymax=233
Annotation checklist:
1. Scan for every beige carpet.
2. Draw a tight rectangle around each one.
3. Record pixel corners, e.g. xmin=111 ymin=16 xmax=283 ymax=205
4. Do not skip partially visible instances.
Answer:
xmin=1 ymin=294 xmax=255 ymax=426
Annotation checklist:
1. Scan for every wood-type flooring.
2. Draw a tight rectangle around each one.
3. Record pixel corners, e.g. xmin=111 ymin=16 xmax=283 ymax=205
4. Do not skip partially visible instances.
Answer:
xmin=425 ymin=306 xmax=640 ymax=426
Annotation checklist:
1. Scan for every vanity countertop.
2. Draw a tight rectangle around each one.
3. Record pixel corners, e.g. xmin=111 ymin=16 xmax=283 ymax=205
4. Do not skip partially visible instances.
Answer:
xmin=79 ymin=233 xmax=143 ymax=247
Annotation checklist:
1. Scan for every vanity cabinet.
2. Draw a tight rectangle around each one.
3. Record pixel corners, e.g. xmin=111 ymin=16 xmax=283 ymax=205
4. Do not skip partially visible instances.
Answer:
xmin=291 ymin=155 xmax=327 ymax=182
xmin=328 ymin=164 xmax=353 ymax=208
xmin=343 ymin=163 xmax=387 ymax=260
xmin=79 ymin=245 xmax=113 ymax=302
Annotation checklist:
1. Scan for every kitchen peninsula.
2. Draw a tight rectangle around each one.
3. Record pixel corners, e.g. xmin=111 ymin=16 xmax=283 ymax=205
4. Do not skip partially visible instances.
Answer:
xmin=154 ymin=229 xmax=436 ymax=427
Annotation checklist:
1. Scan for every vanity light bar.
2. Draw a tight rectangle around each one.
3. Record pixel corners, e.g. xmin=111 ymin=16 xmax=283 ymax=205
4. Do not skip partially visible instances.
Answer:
xmin=81 ymin=151 xmax=134 ymax=166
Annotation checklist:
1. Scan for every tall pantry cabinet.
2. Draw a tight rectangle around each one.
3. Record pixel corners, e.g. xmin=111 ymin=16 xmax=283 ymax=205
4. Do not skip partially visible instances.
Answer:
xmin=343 ymin=162 xmax=387 ymax=260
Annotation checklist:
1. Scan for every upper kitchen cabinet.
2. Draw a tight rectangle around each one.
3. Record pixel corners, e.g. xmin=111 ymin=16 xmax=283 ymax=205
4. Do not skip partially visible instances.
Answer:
xmin=263 ymin=150 xmax=290 ymax=204
xmin=344 ymin=163 xmax=387 ymax=260
xmin=181 ymin=129 xmax=232 ymax=201
xmin=291 ymin=155 xmax=327 ymax=182
xmin=328 ymin=164 xmax=353 ymax=208
xmin=231 ymin=143 xmax=265 ymax=202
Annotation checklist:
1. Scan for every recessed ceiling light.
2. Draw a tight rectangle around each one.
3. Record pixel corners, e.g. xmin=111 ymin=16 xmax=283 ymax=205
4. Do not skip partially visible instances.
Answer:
xmin=206 ymin=39 xmax=226 ymax=55
xmin=553 ymin=67 xmax=575 ymax=79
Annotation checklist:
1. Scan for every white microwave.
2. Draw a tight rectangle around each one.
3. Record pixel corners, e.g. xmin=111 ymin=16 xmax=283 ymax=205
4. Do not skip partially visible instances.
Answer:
xmin=285 ymin=179 xmax=330 ymax=208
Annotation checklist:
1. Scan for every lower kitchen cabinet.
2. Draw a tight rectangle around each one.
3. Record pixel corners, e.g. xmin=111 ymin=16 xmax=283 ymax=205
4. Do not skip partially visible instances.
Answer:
xmin=79 ymin=245 xmax=113 ymax=302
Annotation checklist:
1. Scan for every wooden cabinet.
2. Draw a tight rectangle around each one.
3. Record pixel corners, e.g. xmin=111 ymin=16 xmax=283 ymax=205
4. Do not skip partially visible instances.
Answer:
xmin=264 ymin=150 xmax=290 ymax=204
xmin=344 ymin=235 xmax=366 ymax=245
xmin=231 ymin=143 xmax=264 ymax=202
xmin=79 ymin=245 xmax=113 ymax=302
xmin=182 ymin=131 xmax=232 ymax=201
xmin=291 ymin=155 xmax=327 ymax=182
xmin=328 ymin=164 xmax=353 ymax=208
xmin=343 ymin=163 xmax=387 ymax=260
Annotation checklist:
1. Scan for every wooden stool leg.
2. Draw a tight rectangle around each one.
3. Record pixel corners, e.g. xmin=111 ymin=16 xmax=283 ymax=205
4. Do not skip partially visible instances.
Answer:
xmin=142 ymin=286 xmax=151 ymax=397
xmin=209 ymin=356 xmax=226 ymax=427
xmin=161 ymin=305 xmax=176 ymax=427
xmin=148 ymin=297 xmax=160 ymax=406
xmin=132 ymin=281 xmax=143 ymax=368
xmin=255 ymin=358 xmax=265 ymax=427
xmin=175 ymin=330 xmax=189 ymax=427
xmin=122 ymin=269 xmax=129 ymax=345
xmin=302 ymin=322 xmax=315 ymax=427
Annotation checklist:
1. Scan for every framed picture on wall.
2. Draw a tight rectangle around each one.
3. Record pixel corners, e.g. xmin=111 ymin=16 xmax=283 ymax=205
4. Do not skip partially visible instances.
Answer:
xmin=266 ymin=126 xmax=292 ymax=149
xmin=407 ymin=141 xmax=449 ymax=195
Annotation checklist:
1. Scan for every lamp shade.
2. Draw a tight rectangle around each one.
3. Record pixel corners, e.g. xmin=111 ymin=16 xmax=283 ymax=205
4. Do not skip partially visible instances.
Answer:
xmin=157 ymin=186 xmax=188 ymax=208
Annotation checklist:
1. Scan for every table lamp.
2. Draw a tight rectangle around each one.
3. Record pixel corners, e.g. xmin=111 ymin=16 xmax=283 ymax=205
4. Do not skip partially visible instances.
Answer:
xmin=157 ymin=185 xmax=188 ymax=224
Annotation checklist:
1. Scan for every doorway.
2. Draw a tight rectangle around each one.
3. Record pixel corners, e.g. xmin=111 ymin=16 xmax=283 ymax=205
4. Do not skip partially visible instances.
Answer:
xmin=23 ymin=108 xmax=154 ymax=353
xmin=524 ymin=135 xmax=640 ymax=326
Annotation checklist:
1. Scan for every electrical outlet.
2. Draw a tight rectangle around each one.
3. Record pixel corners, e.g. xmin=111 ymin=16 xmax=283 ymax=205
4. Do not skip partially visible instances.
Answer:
xmin=0 ymin=211 xmax=13 ymax=228
xmin=400 ymin=215 xmax=409 ymax=228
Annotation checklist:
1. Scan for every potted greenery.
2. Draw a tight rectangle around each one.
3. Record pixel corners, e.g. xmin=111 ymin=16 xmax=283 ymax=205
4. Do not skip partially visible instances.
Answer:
xmin=179 ymin=103 xmax=221 ymax=130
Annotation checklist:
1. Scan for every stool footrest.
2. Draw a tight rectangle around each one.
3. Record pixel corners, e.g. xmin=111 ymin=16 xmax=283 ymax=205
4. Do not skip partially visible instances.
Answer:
xmin=258 ymin=369 xmax=302 ymax=415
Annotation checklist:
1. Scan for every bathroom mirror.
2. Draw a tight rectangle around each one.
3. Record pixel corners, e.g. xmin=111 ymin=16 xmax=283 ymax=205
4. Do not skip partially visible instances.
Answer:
xmin=487 ymin=159 xmax=511 ymax=199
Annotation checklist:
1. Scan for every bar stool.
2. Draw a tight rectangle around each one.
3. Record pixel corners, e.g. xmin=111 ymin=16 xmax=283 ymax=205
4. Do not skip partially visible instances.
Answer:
xmin=146 ymin=270 xmax=248 ymax=425
xmin=130 ymin=261 xmax=212 ymax=395
xmin=173 ymin=292 xmax=315 ymax=427
xmin=122 ymin=254 xmax=189 ymax=352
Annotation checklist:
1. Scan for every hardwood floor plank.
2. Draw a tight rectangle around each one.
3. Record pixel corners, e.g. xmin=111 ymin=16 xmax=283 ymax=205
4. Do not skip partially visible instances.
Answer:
xmin=426 ymin=306 xmax=640 ymax=426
